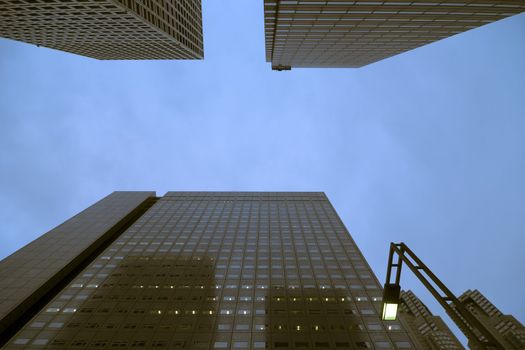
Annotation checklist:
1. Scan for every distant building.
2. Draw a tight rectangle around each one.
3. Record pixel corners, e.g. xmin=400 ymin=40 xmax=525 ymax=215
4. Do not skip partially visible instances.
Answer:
xmin=0 ymin=191 xmax=449 ymax=349
xmin=398 ymin=290 xmax=464 ymax=350
xmin=455 ymin=289 xmax=525 ymax=349
xmin=0 ymin=0 xmax=203 ymax=59
xmin=263 ymin=1 xmax=525 ymax=70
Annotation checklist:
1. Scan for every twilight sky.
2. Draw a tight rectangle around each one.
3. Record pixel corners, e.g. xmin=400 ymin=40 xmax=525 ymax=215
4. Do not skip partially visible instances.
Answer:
xmin=0 ymin=2 xmax=524 ymax=344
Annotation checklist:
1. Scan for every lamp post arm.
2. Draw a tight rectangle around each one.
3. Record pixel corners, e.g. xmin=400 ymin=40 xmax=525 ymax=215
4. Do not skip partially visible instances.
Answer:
xmin=386 ymin=242 xmax=505 ymax=350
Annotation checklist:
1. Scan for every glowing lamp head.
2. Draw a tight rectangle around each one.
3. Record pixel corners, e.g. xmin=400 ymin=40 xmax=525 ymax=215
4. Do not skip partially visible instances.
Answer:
xmin=382 ymin=302 xmax=399 ymax=321
xmin=381 ymin=283 xmax=401 ymax=321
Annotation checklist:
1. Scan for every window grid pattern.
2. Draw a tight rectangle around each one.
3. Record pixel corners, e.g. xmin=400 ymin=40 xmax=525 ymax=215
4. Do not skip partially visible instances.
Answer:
xmin=6 ymin=192 xmax=416 ymax=349
xmin=0 ymin=0 xmax=203 ymax=59
xmin=398 ymin=291 xmax=464 ymax=349
xmin=263 ymin=0 xmax=525 ymax=68
xmin=455 ymin=290 xmax=525 ymax=349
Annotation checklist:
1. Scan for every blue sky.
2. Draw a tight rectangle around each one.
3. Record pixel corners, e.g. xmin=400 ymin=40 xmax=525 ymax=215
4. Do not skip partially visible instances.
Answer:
xmin=1 ymin=2 xmax=524 ymax=344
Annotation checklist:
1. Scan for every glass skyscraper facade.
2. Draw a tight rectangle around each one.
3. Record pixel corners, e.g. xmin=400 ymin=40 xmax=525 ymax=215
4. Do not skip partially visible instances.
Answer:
xmin=263 ymin=1 xmax=525 ymax=70
xmin=0 ymin=0 xmax=203 ymax=59
xmin=1 ymin=191 xmax=454 ymax=349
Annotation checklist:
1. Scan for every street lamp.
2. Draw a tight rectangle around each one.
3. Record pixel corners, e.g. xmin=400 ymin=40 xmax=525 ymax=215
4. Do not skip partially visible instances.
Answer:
xmin=381 ymin=242 xmax=506 ymax=350
xmin=381 ymin=283 xmax=400 ymax=321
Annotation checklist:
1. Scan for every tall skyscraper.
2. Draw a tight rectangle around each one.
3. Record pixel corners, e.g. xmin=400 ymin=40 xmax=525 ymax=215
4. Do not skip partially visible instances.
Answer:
xmin=1 ymin=191 xmax=455 ymax=349
xmin=263 ymin=1 xmax=525 ymax=70
xmin=398 ymin=291 xmax=464 ymax=350
xmin=453 ymin=290 xmax=525 ymax=349
xmin=0 ymin=0 xmax=203 ymax=59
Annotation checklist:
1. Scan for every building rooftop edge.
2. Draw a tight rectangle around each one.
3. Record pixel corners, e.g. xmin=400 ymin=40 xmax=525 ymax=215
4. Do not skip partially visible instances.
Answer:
xmin=163 ymin=191 xmax=326 ymax=196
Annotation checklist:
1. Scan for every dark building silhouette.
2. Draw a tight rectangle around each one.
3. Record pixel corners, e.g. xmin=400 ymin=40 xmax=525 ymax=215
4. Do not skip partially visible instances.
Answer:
xmin=1 ymin=191 xmax=457 ymax=349
xmin=0 ymin=191 xmax=156 ymax=340
xmin=0 ymin=0 xmax=203 ymax=59
xmin=263 ymin=1 xmax=525 ymax=70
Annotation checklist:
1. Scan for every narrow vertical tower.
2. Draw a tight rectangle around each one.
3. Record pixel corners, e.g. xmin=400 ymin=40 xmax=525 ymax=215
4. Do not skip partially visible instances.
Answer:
xmin=398 ymin=290 xmax=464 ymax=349
xmin=0 ymin=191 xmax=157 ymax=343
xmin=454 ymin=290 xmax=525 ymax=349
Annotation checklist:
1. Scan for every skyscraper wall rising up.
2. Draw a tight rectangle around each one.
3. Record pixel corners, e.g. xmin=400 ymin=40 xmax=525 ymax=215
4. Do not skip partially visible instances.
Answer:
xmin=0 ymin=0 xmax=203 ymax=59
xmin=398 ymin=290 xmax=464 ymax=349
xmin=1 ymin=191 xmax=458 ymax=349
xmin=264 ymin=1 xmax=525 ymax=70
xmin=455 ymin=289 xmax=525 ymax=349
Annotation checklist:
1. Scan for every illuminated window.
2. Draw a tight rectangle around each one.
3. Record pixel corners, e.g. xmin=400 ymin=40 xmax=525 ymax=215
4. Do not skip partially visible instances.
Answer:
xmin=387 ymin=324 xmax=401 ymax=331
